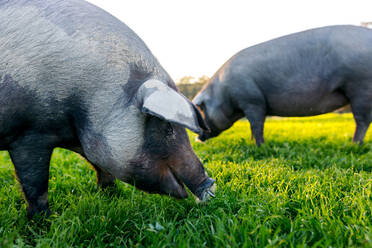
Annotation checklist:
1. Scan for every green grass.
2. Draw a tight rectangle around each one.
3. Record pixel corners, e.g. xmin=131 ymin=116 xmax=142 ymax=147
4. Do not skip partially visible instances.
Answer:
xmin=0 ymin=113 xmax=371 ymax=247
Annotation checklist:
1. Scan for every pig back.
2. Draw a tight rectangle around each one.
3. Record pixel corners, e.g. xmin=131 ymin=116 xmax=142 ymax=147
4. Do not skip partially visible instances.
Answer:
xmin=0 ymin=0 xmax=167 ymax=127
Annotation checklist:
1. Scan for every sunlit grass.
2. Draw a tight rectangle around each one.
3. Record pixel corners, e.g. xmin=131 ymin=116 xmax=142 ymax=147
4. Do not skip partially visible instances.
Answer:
xmin=0 ymin=113 xmax=371 ymax=247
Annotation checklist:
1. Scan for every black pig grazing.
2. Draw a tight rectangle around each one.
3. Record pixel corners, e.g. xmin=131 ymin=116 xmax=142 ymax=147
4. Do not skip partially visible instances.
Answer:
xmin=0 ymin=0 xmax=215 ymax=218
xmin=194 ymin=25 xmax=372 ymax=146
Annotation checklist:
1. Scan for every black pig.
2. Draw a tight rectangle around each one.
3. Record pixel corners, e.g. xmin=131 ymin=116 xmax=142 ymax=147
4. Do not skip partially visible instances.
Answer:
xmin=194 ymin=26 xmax=372 ymax=146
xmin=0 ymin=0 xmax=215 ymax=218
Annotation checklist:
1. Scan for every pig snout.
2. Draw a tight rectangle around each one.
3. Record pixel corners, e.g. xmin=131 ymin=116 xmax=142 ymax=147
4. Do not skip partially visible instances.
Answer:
xmin=196 ymin=131 xmax=209 ymax=142
xmin=167 ymin=153 xmax=216 ymax=203
xmin=196 ymin=125 xmax=220 ymax=142
xmin=194 ymin=177 xmax=216 ymax=202
xmin=127 ymin=121 xmax=216 ymax=201
xmin=128 ymin=153 xmax=216 ymax=201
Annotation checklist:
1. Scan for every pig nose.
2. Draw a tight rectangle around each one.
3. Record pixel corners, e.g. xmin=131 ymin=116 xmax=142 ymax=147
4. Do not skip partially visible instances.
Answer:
xmin=195 ymin=136 xmax=205 ymax=143
xmin=194 ymin=177 xmax=216 ymax=203
xmin=197 ymin=132 xmax=208 ymax=142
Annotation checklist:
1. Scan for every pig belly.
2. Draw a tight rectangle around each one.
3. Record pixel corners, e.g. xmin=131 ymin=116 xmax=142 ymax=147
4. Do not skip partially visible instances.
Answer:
xmin=266 ymin=90 xmax=349 ymax=117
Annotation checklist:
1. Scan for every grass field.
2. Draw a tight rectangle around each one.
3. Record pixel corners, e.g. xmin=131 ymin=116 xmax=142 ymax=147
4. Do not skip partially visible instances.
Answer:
xmin=0 ymin=113 xmax=371 ymax=247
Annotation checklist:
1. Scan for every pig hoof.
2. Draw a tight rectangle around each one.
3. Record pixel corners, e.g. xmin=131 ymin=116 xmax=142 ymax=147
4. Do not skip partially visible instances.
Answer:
xmin=27 ymin=207 xmax=51 ymax=220
xmin=195 ymin=178 xmax=216 ymax=203
xmin=98 ymin=180 xmax=116 ymax=190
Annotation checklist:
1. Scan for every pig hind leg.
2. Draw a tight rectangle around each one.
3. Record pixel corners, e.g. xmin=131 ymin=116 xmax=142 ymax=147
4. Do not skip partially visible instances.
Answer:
xmin=9 ymin=136 xmax=53 ymax=218
xmin=243 ymin=105 xmax=266 ymax=146
xmin=350 ymin=96 xmax=372 ymax=144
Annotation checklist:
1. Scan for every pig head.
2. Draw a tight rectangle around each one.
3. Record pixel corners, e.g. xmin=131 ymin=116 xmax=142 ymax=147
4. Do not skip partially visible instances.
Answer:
xmin=81 ymin=79 xmax=215 ymax=202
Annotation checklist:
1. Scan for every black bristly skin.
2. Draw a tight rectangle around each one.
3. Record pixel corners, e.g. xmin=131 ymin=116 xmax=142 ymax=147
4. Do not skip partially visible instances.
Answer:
xmin=0 ymin=75 xmax=82 ymax=219
xmin=128 ymin=116 xmax=208 ymax=198
xmin=127 ymin=116 xmax=182 ymax=193
xmin=126 ymin=117 xmax=178 ymax=194
xmin=143 ymin=116 xmax=178 ymax=159
xmin=9 ymin=135 xmax=53 ymax=219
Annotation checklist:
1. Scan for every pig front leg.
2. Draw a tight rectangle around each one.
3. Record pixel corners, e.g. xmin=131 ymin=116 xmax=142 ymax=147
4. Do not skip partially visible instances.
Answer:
xmin=9 ymin=136 xmax=53 ymax=219
xmin=243 ymin=105 xmax=266 ymax=146
xmin=91 ymin=164 xmax=116 ymax=189
xmin=68 ymin=147 xmax=116 ymax=189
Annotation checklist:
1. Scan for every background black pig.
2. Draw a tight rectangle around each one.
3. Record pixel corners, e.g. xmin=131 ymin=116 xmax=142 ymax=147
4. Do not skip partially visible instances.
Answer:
xmin=193 ymin=25 xmax=372 ymax=146
xmin=0 ymin=0 xmax=215 ymax=218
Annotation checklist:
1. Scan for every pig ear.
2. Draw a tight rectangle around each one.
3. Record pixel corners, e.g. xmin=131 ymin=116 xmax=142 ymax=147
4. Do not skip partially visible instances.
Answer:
xmin=192 ymin=92 xmax=204 ymax=107
xmin=137 ymin=79 xmax=209 ymax=134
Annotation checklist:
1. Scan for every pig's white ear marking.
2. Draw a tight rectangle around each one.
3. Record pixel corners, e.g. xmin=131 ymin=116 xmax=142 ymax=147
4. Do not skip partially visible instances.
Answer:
xmin=137 ymin=79 xmax=203 ymax=134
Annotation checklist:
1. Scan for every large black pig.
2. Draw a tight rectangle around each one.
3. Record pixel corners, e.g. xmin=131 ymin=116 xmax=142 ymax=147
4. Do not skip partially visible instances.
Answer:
xmin=0 ymin=0 xmax=215 ymax=218
xmin=194 ymin=25 xmax=372 ymax=146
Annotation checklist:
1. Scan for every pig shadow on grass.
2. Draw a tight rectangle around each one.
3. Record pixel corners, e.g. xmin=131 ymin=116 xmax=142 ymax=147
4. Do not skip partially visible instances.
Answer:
xmin=201 ymin=137 xmax=372 ymax=172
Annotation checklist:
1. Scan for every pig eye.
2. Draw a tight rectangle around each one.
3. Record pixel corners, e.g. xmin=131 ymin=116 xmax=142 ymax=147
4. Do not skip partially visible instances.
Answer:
xmin=166 ymin=123 xmax=174 ymax=136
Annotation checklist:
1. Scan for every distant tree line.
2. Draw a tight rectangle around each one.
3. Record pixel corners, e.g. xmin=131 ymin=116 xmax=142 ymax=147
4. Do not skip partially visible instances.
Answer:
xmin=176 ymin=75 xmax=209 ymax=99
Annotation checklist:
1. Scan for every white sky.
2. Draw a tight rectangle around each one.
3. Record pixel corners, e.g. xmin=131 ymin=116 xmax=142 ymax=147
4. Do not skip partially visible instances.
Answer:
xmin=87 ymin=0 xmax=372 ymax=81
